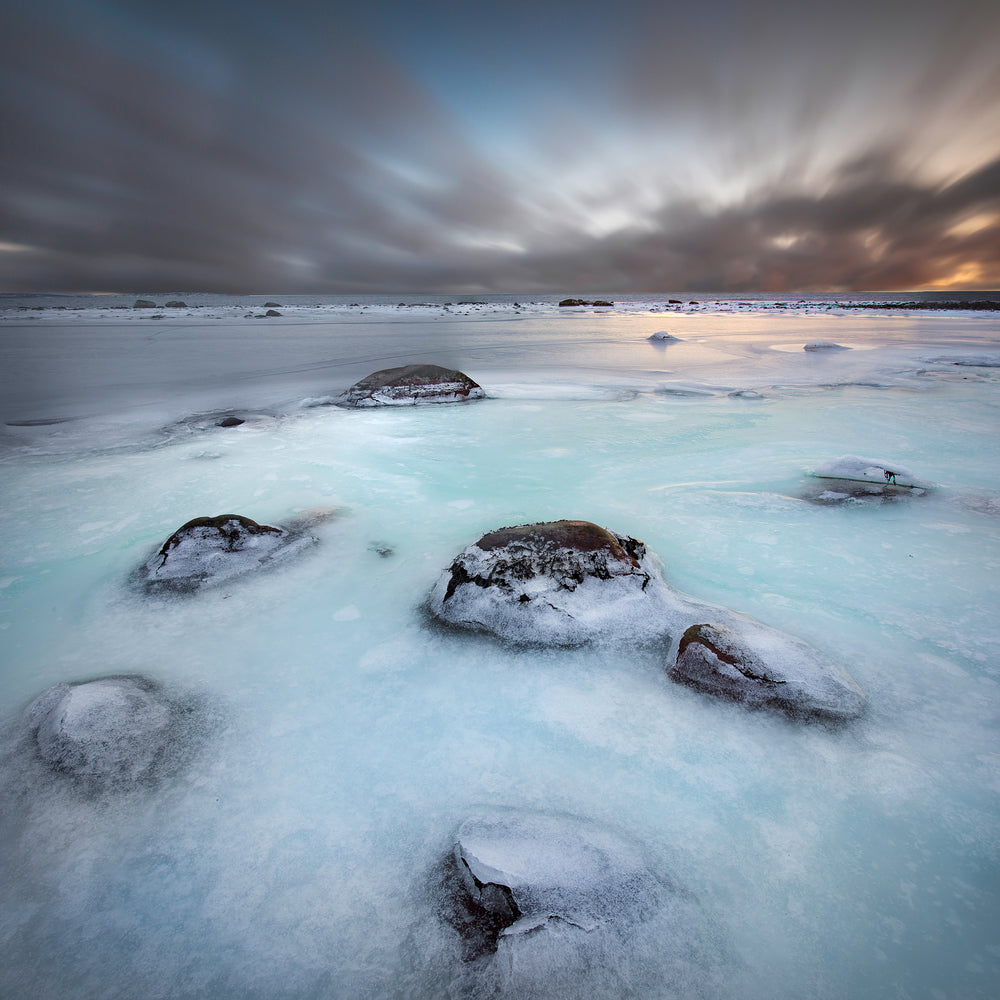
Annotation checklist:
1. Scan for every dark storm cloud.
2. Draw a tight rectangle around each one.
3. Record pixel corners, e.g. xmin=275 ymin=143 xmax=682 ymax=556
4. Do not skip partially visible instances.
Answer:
xmin=1 ymin=0 xmax=998 ymax=292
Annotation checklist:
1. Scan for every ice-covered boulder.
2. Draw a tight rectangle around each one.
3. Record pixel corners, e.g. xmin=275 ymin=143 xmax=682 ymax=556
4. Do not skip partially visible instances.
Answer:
xmin=336 ymin=364 xmax=485 ymax=407
xmin=139 ymin=514 xmax=315 ymax=594
xmin=670 ymin=621 xmax=865 ymax=720
xmin=428 ymin=520 xmax=669 ymax=645
xmin=24 ymin=675 xmax=195 ymax=789
xmin=647 ymin=331 xmax=680 ymax=342
xmin=438 ymin=809 xmax=667 ymax=960
xmin=429 ymin=809 xmax=720 ymax=998
xmin=804 ymin=454 xmax=932 ymax=503
xmin=804 ymin=340 xmax=849 ymax=351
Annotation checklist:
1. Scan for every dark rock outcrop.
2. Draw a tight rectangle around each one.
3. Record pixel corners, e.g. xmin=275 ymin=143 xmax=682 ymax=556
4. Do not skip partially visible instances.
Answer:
xmin=263 ymin=301 xmax=281 ymax=307
xmin=133 ymin=299 xmax=157 ymax=308
xmin=24 ymin=675 xmax=201 ymax=790
xmin=164 ymin=300 xmax=187 ymax=308
xmin=428 ymin=520 xmax=664 ymax=645
xmin=138 ymin=514 xmax=315 ymax=594
xmin=558 ymin=298 xmax=614 ymax=307
xmin=670 ymin=622 xmax=865 ymax=720
xmin=336 ymin=364 xmax=485 ymax=407
xmin=264 ymin=309 xmax=281 ymax=317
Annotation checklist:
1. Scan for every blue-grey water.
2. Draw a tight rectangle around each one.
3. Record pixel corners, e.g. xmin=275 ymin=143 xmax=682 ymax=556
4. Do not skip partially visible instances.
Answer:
xmin=1 ymin=295 xmax=998 ymax=999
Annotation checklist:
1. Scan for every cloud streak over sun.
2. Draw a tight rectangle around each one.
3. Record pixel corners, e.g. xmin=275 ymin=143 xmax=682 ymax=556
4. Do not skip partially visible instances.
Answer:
xmin=2 ymin=0 xmax=998 ymax=293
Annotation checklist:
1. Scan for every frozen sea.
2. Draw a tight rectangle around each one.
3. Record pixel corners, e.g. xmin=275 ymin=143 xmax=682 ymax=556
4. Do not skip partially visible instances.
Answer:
xmin=1 ymin=292 xmax=999 ymax=999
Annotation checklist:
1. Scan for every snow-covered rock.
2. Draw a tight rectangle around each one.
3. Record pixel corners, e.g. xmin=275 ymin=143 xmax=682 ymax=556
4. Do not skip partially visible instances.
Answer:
xmin=336 ymin=364 xmax=485 ymax=407
xmin=803 ymin=454 xmax=933 ymax=503
xmin=430 ymin=519 xmax=866 ymax=718
xmin=139 ymin=514 xmax=315 ymax=594
xmin=428 ymin=520 xmax=666 ymax=645
xmin=647 ymin=331 xmax=680 ymax=342
xmin=439 ymin=809 xmax=667 ymax=959
xmin=810 ymin=455 xmax=930 ymax=489
xmin=25 ymin=676 xmax=194 ymax=788
xmin=669 ymin=621 xmax=866 ymax=720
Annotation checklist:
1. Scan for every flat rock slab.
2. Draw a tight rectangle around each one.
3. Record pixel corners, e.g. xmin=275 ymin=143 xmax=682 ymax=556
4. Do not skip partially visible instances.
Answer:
xmin=670 ymin=621 xmax=866 ymax=720
xmin=337 ymin=364 xmax=485 ymax=407
xmin=139 ymin=514 xmax=314 ymax=594
xmin=428 ymin=520 xmax=666 ymax=645
xmin=25 ymin=675 xmax=199 ymax=789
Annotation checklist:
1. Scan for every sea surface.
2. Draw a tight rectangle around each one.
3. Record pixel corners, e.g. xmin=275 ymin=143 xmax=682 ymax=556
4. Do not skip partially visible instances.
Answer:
xmin=1 ymin=294 xmax=998 ymax=999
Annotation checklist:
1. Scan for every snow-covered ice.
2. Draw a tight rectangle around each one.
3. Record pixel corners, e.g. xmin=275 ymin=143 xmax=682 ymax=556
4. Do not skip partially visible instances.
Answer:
xmin=0 ymin=293 xmax=998 ymax=999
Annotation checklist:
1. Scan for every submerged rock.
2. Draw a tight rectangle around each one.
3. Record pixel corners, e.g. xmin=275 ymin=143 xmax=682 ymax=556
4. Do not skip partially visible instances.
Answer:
xmin=670 ymin=621 xmax=865 ymax=720
xmin=138 ymin=514 xmax=315 ymax=594
xmin=428 ymin=520 xmax=665 ymax=645
xmin=337 ymin=364 xmax=486 ymax=407
xmin=24 ymin=675 xmax=199 ymax=789
xmin=803 ymin=454 xmax=932 ymax=504
xmin=438 ymin=810 xmax=667 ymax=961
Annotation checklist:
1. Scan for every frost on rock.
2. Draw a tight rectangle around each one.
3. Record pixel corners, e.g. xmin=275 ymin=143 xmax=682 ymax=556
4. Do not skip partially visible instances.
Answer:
xmin=24 ymin=675 xmax=200 ymax=790
xmin=336 ymin=364 xmax=486 ymax=407
xmin=438 ymin=809 xmax=667 ymax=960
xmin=428 ymin=520 xmax=670 ymax=646
xmin=670 ymin=621 xmax=866 ymax=720
xmin=139 ymin=514 xmax=315 ymax=594
xmin=804 ymin=454 xmax=932 ymax=503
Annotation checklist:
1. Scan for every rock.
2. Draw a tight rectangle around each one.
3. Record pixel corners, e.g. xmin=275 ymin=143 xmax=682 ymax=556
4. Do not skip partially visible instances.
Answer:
xmin=438 ymin=810 xmax=666 ymax=961
xmin=138 ymin=514 xmax=315 ymax=594
xmin=217 ymin=416 xmax=245 ymax=427
xmin=648 ymin=331 xmax=680 ymax=342
xmin=429 ymin=520 xmax=866 ymax=717
xmin=803 ymin=454 xmax=932 ymax=504
xmin=133 ymin=299 xmax=157 ymax=308
xmin=336 ymin=364 xmax=485 ymax=408
xmin=558 ymin=298 xmax=614 ymax=307
xmin=164 ymin=300 xmax=187 ymax=308
xmin=591 ymin=299 xmax=614 ymax=307
xmin=728 ymin=389 xmax=764 ymax=399
xmin=427 ymin=520 xmax=665 ymax=646
xmin=668 ymin=299 xmax=682 ymax=304
xmin=669 ymin=621 xmax=865 ymax=720
xmin=24 ymin=675 xmax=197 ymax=789
xmin=263 ymin=301 xmax=281 ymax=307
xmin=264 ymin=309 xmax=281 ymax=317
xmin=804 ymin=340 xmax=849 ymax=351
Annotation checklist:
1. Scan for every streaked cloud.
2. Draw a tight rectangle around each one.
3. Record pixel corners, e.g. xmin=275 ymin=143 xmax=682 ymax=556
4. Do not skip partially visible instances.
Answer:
xmin=1 ymin=0 xmax=997 ymax=292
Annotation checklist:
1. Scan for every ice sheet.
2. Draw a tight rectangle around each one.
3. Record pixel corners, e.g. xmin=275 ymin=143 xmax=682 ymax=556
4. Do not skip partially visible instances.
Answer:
xmin=0 ymin=298 xmax=998 ymax=999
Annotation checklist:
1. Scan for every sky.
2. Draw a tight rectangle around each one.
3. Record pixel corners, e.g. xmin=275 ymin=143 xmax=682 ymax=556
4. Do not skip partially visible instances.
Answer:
xmin=1 ymin=0 xmax=998 ymax=294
